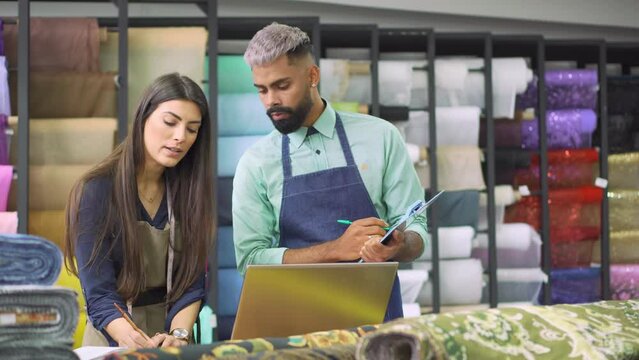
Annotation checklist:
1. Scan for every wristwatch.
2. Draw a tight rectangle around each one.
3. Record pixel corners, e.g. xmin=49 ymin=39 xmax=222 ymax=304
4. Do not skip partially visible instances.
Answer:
xmin=170 ymin=328 xmax=190 ymax=342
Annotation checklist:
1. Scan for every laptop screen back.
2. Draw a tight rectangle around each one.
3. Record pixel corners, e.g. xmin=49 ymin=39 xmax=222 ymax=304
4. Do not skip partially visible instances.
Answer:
xmin=231 ymin=262 xmax=398 ymax=339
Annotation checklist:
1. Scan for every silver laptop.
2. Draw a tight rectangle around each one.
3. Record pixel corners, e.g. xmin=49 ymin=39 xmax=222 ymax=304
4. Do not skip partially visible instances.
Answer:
xmin=231 ymin=262 xmax=398 ymax=340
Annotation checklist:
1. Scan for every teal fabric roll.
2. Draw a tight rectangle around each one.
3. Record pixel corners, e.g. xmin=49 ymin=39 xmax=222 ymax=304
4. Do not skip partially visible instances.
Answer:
xmin=218 ymin=136 xmax=265 ymax=177
xmin=0 ymin=286 xmax=78 ymax=343
xmin=218 ymin=55 xmax=256 ymax=94
xmin=0 ymin=342 xmax=79 ymax=360
xmin=218 ymin=93 xmax=273 ymax=136
xmin=0 ymin=234 xmax=62 ymax=286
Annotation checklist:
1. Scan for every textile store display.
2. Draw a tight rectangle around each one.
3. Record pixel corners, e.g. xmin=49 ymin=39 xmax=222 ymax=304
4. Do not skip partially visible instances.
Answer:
xmin=418 ymin=226 xmax=474 ymax=261
xmin=592 ymin=230 xmax=639 ymax=264
xmin=100 ymin=27 xmax=207 ymax=120
xmin=356 ymin=300 xmax=639 ymax=360
xmin=8 ymin=116 xmax=118 ymax=165
xmin=217 ymin=136 xmax=265 ymax=177
xmin=0 ymin=234 xmax=61 ymax=286
xmin=106 ymin=325 xmax=378 ymax=360
xmin=0 ymin=286 xmax=78 ymax=341
xmin=415 ymin=146 xmax=486 ymax=191
xmin=539 ymin=267 xmax=602 ymax=304
xmin=521 ymin=109 xmax=598 ymax=149
xmin=472 ymin=223 xmax=541 ymax=269
xmin=609 ymin=152 xmax=639 ymax=190
xmin=319 ymin=59 xmax=372 ymax=105
xmin=0 ymin=114 xmax=9 ymax=164
xmin=0 ymin=164 xmax=11 ymax=211
xmin=603 ymin=113 xmax=639 ymax=154
xmin=479 ymin=117 xmax=523 ymax=148
xmin=491 ymin=150 xmax=532 ymax=185
xmin=8 ymin=71 xmax=117 ymax=119
xmin=2 ymin=18 xmax=100 ymax=72
xmin=0 ymin=212 xmax=17 ymax=233
xmin=437 ymin=58 xmax=533 ymax=119
xmin=218 ymin=94 xmax=274 ymax=136
xmin=404 ymin=107 xmax=481 ymax=146
xmin=413 ymin=258 xmax=484 ymax=306
xmin=0 ymin=55 xmax=9 ymax=115
xmin=611 ymin=265 xmax=639 ymax=301
xmin=217 ymin=55 xmax=257 ymax=94
xmin=27 ymin=211 xmax=66 ymax=250
xmin=426 ymin=189 xmax=480 ymax=231
xmin=480 ymin=268 xmax=547 ymax=303
xmin=477 ymin=185 xmax=518 ymax=230
xmin=516 ymin=69 xmax=599 ymax=110
xmin=378 ymin=61 xmax=415 ymax=107
xmin=514 ymin=148 xmax=599 ymax=190
xmin=609 ymin=190 xmax=639 ymax=232
xmin=7 ymin=164 xmax=92 ymax=211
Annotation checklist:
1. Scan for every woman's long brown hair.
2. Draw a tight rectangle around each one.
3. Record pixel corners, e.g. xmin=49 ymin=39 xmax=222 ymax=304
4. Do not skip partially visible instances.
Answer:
xmin=64 ymin=73 xmax=214 ymax=304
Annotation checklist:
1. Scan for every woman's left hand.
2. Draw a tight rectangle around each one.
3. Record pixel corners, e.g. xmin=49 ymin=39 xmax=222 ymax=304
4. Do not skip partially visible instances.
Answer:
xmin=151 ymin=333 xmax=189 ymax=347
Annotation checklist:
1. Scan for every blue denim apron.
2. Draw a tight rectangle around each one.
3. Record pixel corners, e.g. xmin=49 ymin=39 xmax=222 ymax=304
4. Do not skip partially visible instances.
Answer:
xmin=278 ymin=113 xmax=403 ymax=321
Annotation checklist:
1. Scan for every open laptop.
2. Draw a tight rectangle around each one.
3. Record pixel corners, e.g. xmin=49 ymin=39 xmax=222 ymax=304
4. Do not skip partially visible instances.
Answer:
xmin=231 ymin=262 xmax=398 ymax=340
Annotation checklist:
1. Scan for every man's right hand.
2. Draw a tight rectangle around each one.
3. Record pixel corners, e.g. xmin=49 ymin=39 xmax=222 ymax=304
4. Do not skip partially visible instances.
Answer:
xmin=333 ymin=217 xmax=388 ymax=261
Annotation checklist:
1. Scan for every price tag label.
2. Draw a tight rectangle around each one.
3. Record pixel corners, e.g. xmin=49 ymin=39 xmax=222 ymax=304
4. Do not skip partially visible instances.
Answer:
xmin=518 ymin=185 xmax=531 ymax=196
xmin=595 ymin=177 xmax=608 ymax=189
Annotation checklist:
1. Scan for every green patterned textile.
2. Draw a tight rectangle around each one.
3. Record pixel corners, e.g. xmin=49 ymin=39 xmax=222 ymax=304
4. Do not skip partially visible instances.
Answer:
xmin=356 ymin=300 xmax=639 ymax=360
xmin=104 ymin=325 xmax=376 ymax=360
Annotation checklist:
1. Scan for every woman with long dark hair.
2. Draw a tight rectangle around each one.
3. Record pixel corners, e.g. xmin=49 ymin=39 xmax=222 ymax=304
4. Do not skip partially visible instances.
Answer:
xmin=65 ymin=73 xmax=214 ymax=348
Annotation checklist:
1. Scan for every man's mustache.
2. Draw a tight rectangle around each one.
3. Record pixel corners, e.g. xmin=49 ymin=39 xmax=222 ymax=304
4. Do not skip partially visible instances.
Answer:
xmin=267 ymin=107 xmax=294 ymax=116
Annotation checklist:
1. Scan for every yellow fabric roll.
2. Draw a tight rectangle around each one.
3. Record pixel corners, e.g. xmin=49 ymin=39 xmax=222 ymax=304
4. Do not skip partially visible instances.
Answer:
xmin=7 ymin=165 xmax=92 ymax=211
xmin=28 ymin=210 xmax=67 ymax=250
xmin=609 ymin=190 xmax=639 ymax=232
xmin=100 ymin=27 xmax=207 ymax=121
xmin=8 ymin=117 xmax=117 ymax=165
xmin=592 ymin=230 xmax=639 ymax=264
xmin=609 ymin=152 xmax=639 ymax=190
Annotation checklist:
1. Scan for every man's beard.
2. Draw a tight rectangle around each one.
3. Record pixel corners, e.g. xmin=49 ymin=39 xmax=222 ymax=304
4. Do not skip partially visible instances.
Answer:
xmin=266 ymin=91 xmax=314 ymax=134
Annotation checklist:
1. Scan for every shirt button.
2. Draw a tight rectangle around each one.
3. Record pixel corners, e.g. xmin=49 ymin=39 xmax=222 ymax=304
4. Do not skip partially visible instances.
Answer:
xmin=315 ymin=150 xmax=321 ymax=155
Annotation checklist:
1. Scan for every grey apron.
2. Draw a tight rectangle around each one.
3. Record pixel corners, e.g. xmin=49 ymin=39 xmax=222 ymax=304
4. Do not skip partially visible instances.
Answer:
xmin=82 ymin=189 xmax=179 ymax=346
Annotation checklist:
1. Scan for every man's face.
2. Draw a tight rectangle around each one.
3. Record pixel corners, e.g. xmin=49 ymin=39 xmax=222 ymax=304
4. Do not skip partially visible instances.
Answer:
xmin=252 ymin=55 xmax=314 ymax=134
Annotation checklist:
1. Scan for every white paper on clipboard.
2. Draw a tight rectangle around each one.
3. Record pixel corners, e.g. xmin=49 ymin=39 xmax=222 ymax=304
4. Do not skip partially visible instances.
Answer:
xmin=378 ymin=190 xmax=445 ymax=245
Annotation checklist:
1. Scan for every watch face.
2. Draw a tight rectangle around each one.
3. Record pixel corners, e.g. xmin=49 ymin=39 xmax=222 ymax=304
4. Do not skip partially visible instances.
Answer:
xmin=172 ymin=328 xmax=189 ymax=340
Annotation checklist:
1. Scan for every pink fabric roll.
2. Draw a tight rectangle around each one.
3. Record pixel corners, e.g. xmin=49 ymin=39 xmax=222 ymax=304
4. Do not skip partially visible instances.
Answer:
xmin=0 ymin=165 xmax=12 ymax=211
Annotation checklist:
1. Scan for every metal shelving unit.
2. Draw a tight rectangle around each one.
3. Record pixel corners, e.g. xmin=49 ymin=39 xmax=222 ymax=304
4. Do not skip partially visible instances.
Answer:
xmin=492 ymin=35 xmax=550 ymax=304
xmin=432 ymin=32 xmax=496 ymax=309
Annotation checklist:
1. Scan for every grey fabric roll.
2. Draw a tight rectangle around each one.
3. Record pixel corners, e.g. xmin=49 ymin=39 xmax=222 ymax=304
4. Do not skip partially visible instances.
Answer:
xmin=0 ymin=286 xmax=78 ymax=343
xmin=0 ymin=234 xmax=62 ymax=286
xmin=0 ymin=341 xmax=79 ymax=360
xmin=427 ymin=189 xmax=479 ymax=231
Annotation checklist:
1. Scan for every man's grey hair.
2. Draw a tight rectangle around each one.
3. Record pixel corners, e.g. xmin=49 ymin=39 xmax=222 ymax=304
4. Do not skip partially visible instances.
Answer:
xmin=244 ymin=22 xmax=313 ymax=68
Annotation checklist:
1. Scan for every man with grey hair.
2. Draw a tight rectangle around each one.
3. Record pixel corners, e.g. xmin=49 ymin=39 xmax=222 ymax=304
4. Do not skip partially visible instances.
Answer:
xmin=232 ymin=22 xmax=427 ymax=322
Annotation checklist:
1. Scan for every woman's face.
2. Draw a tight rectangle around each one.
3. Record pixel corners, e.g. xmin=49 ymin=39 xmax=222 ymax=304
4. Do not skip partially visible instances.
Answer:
xmin=143 ymin=99 xmax=202 ymax=169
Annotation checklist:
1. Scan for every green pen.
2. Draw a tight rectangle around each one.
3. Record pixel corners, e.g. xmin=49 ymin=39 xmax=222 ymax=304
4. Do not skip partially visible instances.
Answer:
xmin=337 ymin=219 xmax=391 ymax=231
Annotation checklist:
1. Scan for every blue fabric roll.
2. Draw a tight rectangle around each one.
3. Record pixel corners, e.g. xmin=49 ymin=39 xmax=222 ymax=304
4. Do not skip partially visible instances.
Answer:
xmin=218 ymin=136 xmax=265 ymax=177
xmin=218 ymin=93 xmax=274 ymax=136
xmin=0 ymin=234 xmax=62 ymax=286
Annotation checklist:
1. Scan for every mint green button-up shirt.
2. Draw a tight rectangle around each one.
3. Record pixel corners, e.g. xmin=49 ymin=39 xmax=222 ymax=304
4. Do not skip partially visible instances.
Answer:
xmin=232 ymin=102 xmax=427 ymax=275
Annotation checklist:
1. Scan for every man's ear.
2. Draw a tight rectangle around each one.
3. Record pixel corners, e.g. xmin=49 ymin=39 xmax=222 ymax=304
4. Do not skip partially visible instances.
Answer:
xmin=308 ymin=64 xmax=320 ymax=88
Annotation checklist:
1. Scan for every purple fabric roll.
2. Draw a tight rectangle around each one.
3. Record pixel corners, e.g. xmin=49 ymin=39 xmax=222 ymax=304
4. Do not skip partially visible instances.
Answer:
xmin=611 ymin=265 xmax=639 ymax=300
xmin=546 ymin=69 xmax=598 ymax=87
xmin=516 ymin=70 xmax=599 ymax=110
xmin=521 ymin=109 xmax=597 ymax=149
xmin=0 ymin=115 xmax=7 ymax=165
xmin=0 ymin=19 xmax=4 ymax=56
xmin=541 ymin=267 xmax=601 ymax=304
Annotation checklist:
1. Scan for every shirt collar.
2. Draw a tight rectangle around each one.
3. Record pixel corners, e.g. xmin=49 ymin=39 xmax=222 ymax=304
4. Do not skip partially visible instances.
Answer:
xmin=288 ymin=100 xmax=336 ymax=149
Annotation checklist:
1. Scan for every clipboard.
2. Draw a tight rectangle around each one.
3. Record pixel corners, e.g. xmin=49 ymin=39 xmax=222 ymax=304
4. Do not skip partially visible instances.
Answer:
xmin=378 ymin=190 xmax=445 ymax=245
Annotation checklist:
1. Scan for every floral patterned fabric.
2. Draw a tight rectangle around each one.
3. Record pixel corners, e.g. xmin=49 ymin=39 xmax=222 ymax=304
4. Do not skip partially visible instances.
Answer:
xmin=356 ymin=300 xmax=639 ymax=360
xmin=103 ymin=325 xmax=377 ymax=360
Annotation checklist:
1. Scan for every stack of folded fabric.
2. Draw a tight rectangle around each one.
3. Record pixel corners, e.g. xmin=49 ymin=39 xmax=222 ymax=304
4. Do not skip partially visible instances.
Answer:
xmin=3 ymin=18 xmax=118 ymax=248
xmin=0 ymin=234 xmax=79 ymax=359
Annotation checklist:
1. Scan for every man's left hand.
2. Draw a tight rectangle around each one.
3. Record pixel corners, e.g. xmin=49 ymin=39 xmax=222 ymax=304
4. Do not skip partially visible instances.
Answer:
xmin=359 ymin=230 xmax=405 ymax=262
xmin=151 ymin=333 xmax=189 ymax=348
